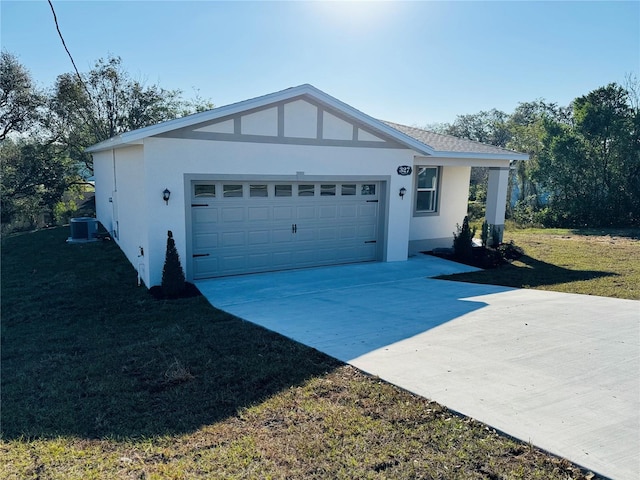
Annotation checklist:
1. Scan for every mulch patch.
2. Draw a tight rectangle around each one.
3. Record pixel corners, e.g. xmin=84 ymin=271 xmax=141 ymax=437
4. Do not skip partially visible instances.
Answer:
xmin=148 ymin=282 xmax=202 ymax=300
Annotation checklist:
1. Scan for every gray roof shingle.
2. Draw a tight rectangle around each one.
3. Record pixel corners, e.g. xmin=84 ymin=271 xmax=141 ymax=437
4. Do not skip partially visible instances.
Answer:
xmin=382 ymin=121 xmax=524 ymax=157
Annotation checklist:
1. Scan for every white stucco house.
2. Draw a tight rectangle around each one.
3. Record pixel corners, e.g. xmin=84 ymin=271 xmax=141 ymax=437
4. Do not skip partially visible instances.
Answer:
xmin=87 ymin=84 xmax=528 ymax=287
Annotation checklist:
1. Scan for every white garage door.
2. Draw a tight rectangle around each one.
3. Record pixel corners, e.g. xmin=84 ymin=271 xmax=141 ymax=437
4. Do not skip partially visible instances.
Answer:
xmin=191 ymin=181 xmax=382 ymax=278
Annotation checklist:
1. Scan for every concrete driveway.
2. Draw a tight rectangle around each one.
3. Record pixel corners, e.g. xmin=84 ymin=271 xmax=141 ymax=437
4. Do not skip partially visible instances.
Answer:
xmin=196 ymin=255 xmax=640 ymax=480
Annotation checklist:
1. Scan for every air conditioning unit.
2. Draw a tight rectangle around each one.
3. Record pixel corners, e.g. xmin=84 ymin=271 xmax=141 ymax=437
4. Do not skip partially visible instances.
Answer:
xmin=67 ymin=217 xmax=98 ymax=243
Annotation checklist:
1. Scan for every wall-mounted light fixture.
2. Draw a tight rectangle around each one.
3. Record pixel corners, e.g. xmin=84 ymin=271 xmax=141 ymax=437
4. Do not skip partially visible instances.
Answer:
xmin=399 ymin=187 xmax=407 ymax=199
xmin=162 ymin=188 xmax=171 ymax=205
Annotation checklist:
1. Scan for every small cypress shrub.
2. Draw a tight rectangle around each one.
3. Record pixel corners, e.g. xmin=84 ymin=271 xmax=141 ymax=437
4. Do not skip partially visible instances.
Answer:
xmin=161 ymin=230 xmax=186 ymax=298
xmin=453 ymin=216 xmax=476 ymax=262
xmin=491 ymin=224 xmax=502 ymax=248
xmin=480 ymin=220 xmax=490 ymax=248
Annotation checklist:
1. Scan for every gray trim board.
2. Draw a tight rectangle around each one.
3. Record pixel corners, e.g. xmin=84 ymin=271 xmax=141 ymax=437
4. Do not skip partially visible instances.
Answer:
xmin=277 ymin=104 xmax=285 ymax=137
xmin=157 ymin=130 xmax=408 ymax=149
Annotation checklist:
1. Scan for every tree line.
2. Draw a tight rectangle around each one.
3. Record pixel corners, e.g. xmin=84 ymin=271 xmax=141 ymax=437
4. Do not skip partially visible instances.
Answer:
xmin=0 ymin=52 xmax=213 ymax=232
xmin=430 ymin=79 xmax=639 ymax=228
xmin=1 ymin=50 xmax=638 ymax=232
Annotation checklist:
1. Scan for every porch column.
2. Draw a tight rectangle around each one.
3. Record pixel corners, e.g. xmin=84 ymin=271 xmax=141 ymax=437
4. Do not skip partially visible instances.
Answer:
xmin=485 ymin=167 xmax=510 ymax=243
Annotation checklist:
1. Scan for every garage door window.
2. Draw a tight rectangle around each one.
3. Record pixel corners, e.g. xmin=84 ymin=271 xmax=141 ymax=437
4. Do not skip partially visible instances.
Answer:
xmin=194 ymin=185 xmax=216 ymax=197
xmin=321 ymin=184 xmax=336 ymax=196
xmin=223 ymin=185 xmax=243 ymax=197
xmin=298 ymin=184 xmax=314 ymax=196
xmin=250 ymin=184 xmax=268 ymax=197
xmin=275 ymin=185 xmax=292 ymax=197
xmin=342 ymin=184 xmax=356 ymax=196
xmin=361 ymin=184 xmax=376 ymax=195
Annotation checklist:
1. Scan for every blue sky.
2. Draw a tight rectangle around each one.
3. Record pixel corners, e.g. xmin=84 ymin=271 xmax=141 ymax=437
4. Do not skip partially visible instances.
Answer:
xmin=2 ymin=0 xmax=638 ymax=125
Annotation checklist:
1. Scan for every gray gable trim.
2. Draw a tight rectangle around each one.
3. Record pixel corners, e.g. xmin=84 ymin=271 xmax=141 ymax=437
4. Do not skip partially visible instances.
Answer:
xmin=157 ymin=129 xmax=407 ymax=149
xmin=85 ymin=84 xmax=528 ymax=161
xmin=155 ymin=95 xmax=410 ymax=150
xmin=86 ymin=84 xmax=432 ymax=155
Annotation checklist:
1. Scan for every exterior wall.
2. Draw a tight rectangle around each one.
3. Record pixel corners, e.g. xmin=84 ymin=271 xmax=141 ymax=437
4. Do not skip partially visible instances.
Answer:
xmin=142 ymin=137 xmax=415 ymax=286
xmin=94 ymin=145 xmax=148 ymax=284
xmin=93 ymin=150 xmax=114 ymax=232
xmin=408 ymin=164 xmax=471 ymax=253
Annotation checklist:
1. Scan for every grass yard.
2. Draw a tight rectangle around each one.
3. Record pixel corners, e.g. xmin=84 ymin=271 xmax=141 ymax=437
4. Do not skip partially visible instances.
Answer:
xmin=438 ymin=227 xmax=640 ymax=300
xmin=0 ymin=227 xmax=612 ymax=479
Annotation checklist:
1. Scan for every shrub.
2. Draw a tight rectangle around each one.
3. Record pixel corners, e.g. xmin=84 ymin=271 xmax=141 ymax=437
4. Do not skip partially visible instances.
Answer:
xmin=497 ymin=240 xmax=525 ymax=262
xmin=453 ymin=216 xmax=476 ymax=262
xmin=161 ymin=230 xmax=186 ymax=298
xmin=467 ymin=201 xmax=486 ymax=222
xmin=481 ymin=220 xmax=490 ymax=248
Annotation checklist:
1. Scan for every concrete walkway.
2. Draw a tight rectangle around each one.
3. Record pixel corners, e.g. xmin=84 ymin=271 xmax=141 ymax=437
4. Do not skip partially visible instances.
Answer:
xmin=196 ymin=255 xmax=640 ymax=480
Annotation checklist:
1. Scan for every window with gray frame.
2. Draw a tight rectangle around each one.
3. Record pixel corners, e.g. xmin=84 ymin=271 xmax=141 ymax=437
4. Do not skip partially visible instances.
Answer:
xmin=415 ymin=167 xmax=440 ymax=213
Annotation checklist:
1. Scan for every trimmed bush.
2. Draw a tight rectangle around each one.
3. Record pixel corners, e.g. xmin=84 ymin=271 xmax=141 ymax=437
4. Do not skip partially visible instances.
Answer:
xmin=453 ymin=216 xmax=476 ymax=262
xmin=161 ymin=230 xmax=186 ymax=298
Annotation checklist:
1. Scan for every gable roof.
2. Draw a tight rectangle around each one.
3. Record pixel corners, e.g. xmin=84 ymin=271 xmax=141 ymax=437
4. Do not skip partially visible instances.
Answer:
xmin=86 ymin=84 xmax=528 ymax=160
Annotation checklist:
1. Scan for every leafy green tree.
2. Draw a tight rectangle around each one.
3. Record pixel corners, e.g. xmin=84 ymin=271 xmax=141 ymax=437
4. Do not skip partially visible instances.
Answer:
xmin=0 ymin=138 xmax=75 ymax=228
xmin=536 ymin=84 xmax=639 ymax=226
xmin=0 ymin=51 xmax=45 ymax=140
xmin=48 ymin=55 xmax=213 ymax=176
xmin=445 ymin=109 xmax=511 ymax=147
xmin=506 ymin=100 xmax=568 ymax=206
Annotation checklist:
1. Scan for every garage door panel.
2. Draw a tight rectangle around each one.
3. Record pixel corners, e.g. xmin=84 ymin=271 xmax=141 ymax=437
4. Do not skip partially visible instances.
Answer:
xmin=193 ymin=208 xmax=218 ymax=224
xmin=248 ymin=206 xmax=270 ymax=221
xmin=272 ymin=229 xmax=294 ymax=243
xmin=248 ymin=253 xmax=270 ymax=268
xmin=292 ymin=249 xmax=318 ymax=265
xmin=357 ymin=225 xmax=376 ymax=238
xmin=222 ymin=207 xmax=245 ymax=222
xmin=296 ymin=206 xmax=315 ymax=219
xmin=273 ymin=206 xmax=294 ymax=220
xmin=317 ymin=248 xmax=337 ymax=262
xmin=359 ymin=204 xmax=378 ymax=217
xmin=194 ymin=257 xmax=218 ymax=277
xmin=248 ymin=230 xmax=270 ymax=245
xmin=319 ymin=206 xmax=337 ymax=218
xmin=338 ymin=226 xmax=357 ymax=240
xmin=220 ymin=255 xmax=246 ymax=271
xmin=272 ymin=251 xmax=293 ymax=266
xmin=296 ymin=228 xmax=316 ymax=242
xmin=195 ymin=233 xmax=218 ymax=249
xmin=318 ymin=227 xmax=338 ymax=240
xmin=339 ymin=205 xmax=357 ymax=218
xmin=221 ymin=231 xmax=245 ymax=247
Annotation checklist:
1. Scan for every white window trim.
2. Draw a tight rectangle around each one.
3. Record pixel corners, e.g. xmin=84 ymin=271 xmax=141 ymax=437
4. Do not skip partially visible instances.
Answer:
xmin=413 ymin=166 xmax=441 ymax=217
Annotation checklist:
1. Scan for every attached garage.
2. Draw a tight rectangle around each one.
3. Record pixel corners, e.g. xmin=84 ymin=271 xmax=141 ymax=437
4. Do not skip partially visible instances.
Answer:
xmin=88 ymin=84 xmax=527 ymax=288
xmin=190 ymin=180 xmax=383 ymax=278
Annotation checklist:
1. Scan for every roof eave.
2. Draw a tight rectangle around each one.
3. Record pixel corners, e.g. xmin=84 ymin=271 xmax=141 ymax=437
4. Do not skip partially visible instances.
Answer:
xmin=430 ymin=151 xmax=530 ymax=161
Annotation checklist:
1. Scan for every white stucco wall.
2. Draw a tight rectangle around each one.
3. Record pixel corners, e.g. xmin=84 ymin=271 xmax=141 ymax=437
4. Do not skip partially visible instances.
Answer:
xmin=93 ymin=150 xmax=114 ymax=232
xmin=141 ymin=137 xmax=415 ymax=286
xmin=408 ymin=164 xmax=471 ymax=252
xmin=94 ymin=145 xmax=148 ymax=283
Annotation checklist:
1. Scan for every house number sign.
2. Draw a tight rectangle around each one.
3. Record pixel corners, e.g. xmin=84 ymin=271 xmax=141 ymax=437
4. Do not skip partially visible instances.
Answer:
xmin=397 ymin=165 xmax=412 ymax=176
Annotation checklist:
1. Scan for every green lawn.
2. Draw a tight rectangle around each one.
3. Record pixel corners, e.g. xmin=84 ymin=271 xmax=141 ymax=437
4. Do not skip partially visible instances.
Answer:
xmin=0 ymin=227 xmax=613 ymax=479
xmin=439 ymin=227 xmax=640 ymax=299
